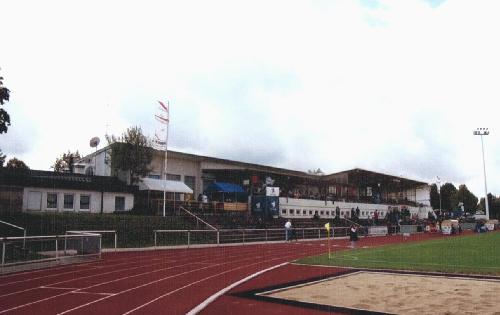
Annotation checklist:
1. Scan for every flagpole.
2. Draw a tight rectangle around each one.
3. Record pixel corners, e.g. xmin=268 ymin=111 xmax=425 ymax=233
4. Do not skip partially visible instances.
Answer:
xmin=163 ymin=101 xmax=170 ymax=217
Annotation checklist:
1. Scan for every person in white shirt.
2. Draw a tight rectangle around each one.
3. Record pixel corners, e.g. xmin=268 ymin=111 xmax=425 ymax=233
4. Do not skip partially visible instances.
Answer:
xmin=285 ymin=219 xmax=292 ymax=241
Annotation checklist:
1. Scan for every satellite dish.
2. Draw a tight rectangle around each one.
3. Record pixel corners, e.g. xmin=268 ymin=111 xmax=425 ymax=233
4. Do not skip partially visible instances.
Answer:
xmin=90 ymin=137 xmax=100 ymax=148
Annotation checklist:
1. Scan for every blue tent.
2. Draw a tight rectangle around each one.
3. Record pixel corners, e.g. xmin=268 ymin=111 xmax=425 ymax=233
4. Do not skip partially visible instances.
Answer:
xmin=205 ymin=182 xmax=245 ymax=193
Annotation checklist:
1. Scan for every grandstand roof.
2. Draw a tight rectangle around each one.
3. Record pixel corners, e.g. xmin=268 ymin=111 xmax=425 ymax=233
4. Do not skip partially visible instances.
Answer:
xmin=323 ymin=168 xmax=428 ymax=188
xmin=79 ymin=146 xmax=428 ymax=188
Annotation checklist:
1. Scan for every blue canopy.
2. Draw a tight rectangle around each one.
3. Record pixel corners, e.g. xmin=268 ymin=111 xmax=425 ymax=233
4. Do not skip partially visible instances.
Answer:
xmin=205 ymin=182 xmax=245 ymax=193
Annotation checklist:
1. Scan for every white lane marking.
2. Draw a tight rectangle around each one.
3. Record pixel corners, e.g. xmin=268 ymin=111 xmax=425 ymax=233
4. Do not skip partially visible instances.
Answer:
xmin=186 ymin=262 xmax=289 ymax=315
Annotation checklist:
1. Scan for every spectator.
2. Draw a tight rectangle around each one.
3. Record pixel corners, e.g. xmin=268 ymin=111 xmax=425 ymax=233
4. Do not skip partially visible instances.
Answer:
xmin=349 ymin=225 xmax=359 ymax=248
xmin=197 ymin=194 xmax=203 ymax=211
xmin=356 ymin=207 xmax=360 ymax=219
xmin=374 ymin=210 xmax=379 ymax=225
xmin=285 ymin=219 xmax=292 ymax=241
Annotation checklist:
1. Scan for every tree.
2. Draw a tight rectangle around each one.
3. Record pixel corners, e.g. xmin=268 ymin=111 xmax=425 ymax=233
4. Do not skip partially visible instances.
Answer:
xmin=106 ymin=126 xmax=153 ymax=184
xmin=429 ymin=184 xmax=440 ymax=209
xmin=52 ymin=151 xmax=81 ymax=172
xmin=457 ymin=184 xmax=478 ymax=213
xmin=439 ymin=182 xmax=458 ymax=211
xmin=0 ymin=69 xmax=11 ymax=134
xmin=479 ymin=194 xmax=500 ymax=219
xmin=308 ymin=168 xmax=324 ymax=175
xmin=6 ymin=157 xmax=29 ymax=170
xmin=0 ymin=149 xmax=5 ymax=167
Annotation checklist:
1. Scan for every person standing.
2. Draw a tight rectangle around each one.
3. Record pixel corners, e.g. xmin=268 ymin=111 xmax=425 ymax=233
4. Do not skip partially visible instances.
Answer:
xmin=285 ymin=219 xmax=292 ymax=242
xmin=349 ymin=225 xmax=358 ymax=248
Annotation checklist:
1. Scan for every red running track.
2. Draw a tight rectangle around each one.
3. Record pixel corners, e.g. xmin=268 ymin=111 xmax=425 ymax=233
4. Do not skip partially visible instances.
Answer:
xmin=0 ymin=233 xmax=444 ymax=315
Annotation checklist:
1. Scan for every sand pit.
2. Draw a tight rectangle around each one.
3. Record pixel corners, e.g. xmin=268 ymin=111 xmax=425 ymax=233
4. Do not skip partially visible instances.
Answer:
xmin=261 ymin=271 xmax=500 ymax=314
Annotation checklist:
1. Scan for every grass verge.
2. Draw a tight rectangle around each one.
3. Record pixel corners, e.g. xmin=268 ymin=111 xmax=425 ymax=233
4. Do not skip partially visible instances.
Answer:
xmin=296 ymin=232 xmax=500 ymax=275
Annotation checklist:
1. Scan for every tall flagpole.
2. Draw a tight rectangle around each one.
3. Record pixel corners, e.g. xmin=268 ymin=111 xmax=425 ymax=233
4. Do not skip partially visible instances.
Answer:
xmin=163 ymin=101 xmax=170 ymax=217
xmin=155 ymin=101 xmax=170 ymax=217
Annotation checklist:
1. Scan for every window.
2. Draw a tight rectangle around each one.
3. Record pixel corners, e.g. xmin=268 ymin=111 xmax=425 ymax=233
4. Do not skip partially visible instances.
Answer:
xmin=166 ymin=174 xmax=181 ymax=181
xmin=148 ymin=174 xmax=161 ymax=179
xmin=27 ymin=191 xmax=42 ymax=210
xmin=320 ymin=211 xmax=324 ymax=215
xmin=302 ymin=210 xmax=306 ymax=215
xmin=184 ymin=176 xmax=196 ymax=190
xmin=282 ymin=209 xmax=287 ymax=214
xmin=47 ymin=193 xmax=58 ymax=209
xmin=115 ymin=196 xmax=125 ymax=211
xmin=80 ymin=195 xmax=90 ymax=210
xmin=64 ymin=194 xmax=74 ymax=210
xmin=328 ymin=186 xmax=337 ymax=194
xmin=326 ymin=211 xmax=330 ymax=216
xmin=309 ymin=210 xmax=313 ymax=215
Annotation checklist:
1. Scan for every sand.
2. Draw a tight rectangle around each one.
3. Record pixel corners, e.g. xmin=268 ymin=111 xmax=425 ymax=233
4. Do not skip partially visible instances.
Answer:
xmin=263 ymin=271 xmax=500 ymax=315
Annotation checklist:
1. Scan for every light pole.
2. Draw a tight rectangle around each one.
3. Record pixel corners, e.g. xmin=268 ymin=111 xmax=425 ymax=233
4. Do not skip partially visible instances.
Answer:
xmin=436 ymin=176 xmax=442 ymax=213
xmin=473 ymin=127 xmax=489 ymax=219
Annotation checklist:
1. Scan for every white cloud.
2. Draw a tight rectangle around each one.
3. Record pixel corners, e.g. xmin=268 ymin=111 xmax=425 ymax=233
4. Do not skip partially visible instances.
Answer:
xmin=1 ymin=0 xmax=500 ymax=198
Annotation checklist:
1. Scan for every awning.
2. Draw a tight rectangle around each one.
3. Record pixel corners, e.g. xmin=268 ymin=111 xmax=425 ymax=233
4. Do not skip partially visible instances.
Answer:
xmin=205 ymin=182 xmax=245 ymax=193
xmin=139 ymin=178 xmax=193 ymax=194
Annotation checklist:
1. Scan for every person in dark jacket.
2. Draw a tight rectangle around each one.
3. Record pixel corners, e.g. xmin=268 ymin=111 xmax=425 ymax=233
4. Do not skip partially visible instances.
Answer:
xmin=349 ymin=225 xmax=358 ymax=248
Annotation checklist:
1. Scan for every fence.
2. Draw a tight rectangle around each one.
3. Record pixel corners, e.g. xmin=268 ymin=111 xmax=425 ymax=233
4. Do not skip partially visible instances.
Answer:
xmin=153 ymin=227 xmax=355 ymax=247
xmin=1 ymin=233 xmax=101 ymax=274
xmin=0 ymin=220 xmax=26 ymax=248
xmin=66 ymin=230 xmax=117 ymax=250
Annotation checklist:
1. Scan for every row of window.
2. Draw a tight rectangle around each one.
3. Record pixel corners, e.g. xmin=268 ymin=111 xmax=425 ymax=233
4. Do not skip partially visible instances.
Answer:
xmin=281 ymin=208 xmax=386 ymax=218
xmin=46 ymin=193 xmax=91 ymax=210
xmin=44 ymin=193 xmax=125 ymax=211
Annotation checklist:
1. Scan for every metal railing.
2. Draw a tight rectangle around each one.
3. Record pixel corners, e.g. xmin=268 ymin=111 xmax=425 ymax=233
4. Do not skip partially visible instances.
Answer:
xmin=153 ymin=227 xmax=353 ymax=248
xmin=179 ymin=206 xmax=217 ymax=231
xmin=66 ymin=230 xmax=117 ymax=250
xmin=0 ymin=220 xmax=27 ymax=248
xmin=1 ymin=233 xmax=102 ymax=273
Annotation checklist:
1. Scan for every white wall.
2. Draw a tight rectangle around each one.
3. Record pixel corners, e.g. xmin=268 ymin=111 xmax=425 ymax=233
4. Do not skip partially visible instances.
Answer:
xmin=415 ymin=186 xmax=431 ymax=206
xmin=279 ymin=197 xmax=433 ymax=220
xmin=22 ymin=187 xmax=133 ymax=213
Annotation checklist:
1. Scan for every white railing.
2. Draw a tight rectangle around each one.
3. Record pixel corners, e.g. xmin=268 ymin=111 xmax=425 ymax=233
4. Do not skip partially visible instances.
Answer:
xmin=153 ymin=227 xmax=352 ymax=248
xmin=66 ymin=230 xmax=118 ymax=250
xmin=179 ymin=206 xmax=217 ymax=231
xmin=0 ymin=220 xmax=27 ymax=248
xmin=1 ymin=233 xmax=102 ymax=273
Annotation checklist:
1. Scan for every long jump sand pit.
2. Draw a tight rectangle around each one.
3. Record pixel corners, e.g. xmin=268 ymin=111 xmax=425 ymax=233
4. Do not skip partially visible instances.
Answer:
xmin=260 ymin=271 xmax=500 ymax=314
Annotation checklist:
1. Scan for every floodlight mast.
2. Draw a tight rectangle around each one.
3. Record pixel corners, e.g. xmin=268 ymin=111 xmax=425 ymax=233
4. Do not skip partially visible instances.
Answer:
xmin=436 ymin=176 xmax=442 ymax=215
xmin=473 ymin=128 xmax=489 ymax=219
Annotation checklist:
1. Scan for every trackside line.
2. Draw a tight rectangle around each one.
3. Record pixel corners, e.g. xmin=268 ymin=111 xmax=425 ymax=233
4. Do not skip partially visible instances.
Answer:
xmin=186 ymin=262 xmax=289 ymax=315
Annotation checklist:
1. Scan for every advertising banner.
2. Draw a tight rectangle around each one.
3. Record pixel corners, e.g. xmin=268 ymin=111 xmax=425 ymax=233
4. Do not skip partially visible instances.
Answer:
xmin=266 ymin=187 xmax=280 ymax=197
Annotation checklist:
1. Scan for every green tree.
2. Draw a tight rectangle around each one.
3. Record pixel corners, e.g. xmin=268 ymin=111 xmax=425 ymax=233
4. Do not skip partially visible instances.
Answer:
xmin=457 ymin=184 xmax=478 ymax=213
xmin=0 ymin=69 xmax=11 ymax=134
xmin=440 ymin=182 xmax=458 ymax=211
xmin=308 ymin=168 xmax=324 ymax=175
xmin=479 ymin=194 xmax=500 ymax=219
xmin=6 ymin=157 xmax=29 ymax=170
xmin=52 ymin=151 xmax=81 ymax=172
xmin=106 ymin=126 xmax=153 ymax=184
xmin=429 ymin=184 xmax=440 ymax=209
xmin=0 ymin=149 xmax=5 ymax=167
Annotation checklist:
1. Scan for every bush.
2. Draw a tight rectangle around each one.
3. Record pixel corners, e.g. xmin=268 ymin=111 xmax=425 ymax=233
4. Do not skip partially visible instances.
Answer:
xmin=0 ymin=211 xmax=196 ymax=248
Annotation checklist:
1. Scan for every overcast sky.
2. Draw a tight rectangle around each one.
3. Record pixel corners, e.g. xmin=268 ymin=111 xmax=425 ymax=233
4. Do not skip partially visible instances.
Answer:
xmin=1 ymin=0 xmax=499 ymax=197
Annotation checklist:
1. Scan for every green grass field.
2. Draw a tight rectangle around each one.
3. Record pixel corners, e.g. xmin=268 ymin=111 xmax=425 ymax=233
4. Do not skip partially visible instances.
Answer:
xmin=297 ymin=232 xmax=500 ymax=275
